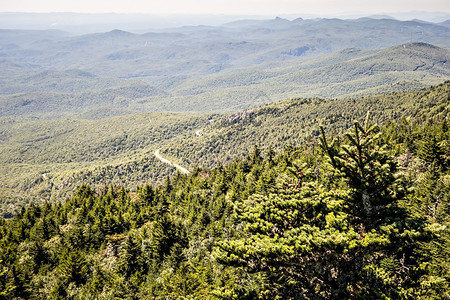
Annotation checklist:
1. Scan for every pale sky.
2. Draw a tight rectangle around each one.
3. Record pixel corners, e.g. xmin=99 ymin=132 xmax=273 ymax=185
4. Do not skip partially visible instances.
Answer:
xmin=1 ymin=0 xmax=449 ymax=15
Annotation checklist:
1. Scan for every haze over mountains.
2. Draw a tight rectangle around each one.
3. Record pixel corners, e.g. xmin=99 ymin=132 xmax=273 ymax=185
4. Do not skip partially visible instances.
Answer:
xmin=0 ymin=16 xmax=449 ymax=118
xmin=1 ymin=12 xmax=450 ymax=33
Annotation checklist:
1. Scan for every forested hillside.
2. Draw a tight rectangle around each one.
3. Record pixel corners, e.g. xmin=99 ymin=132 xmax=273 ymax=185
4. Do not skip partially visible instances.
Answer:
xmin=0 ymin=113 xmax=209 ymax=216
xmin=161 ymin=81 xmax=450 ymax=169
xmin=0 ymin=106 xmax=448 ymax=298
xmin=1 ymin=82 xmax=449 ymax=217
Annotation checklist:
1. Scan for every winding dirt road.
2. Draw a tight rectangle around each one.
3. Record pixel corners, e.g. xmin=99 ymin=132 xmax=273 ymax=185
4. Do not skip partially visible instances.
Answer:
xmin=154 ymin=127 xmax=206 ymax=175
xmin=154 ymin=149 xmax=190 ymax=175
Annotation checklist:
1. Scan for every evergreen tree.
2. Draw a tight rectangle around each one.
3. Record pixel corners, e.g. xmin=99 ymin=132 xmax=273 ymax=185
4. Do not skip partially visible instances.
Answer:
xmin=320 ymin=118 xmax=406 ymax=228
xmin=215 ymin=120 xmax=431 ymax=298
xmin=0 ymin=260 xmax=15 ymax=299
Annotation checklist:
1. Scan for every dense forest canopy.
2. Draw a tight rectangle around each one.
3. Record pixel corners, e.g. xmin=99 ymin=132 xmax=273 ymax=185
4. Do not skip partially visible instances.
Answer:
xmin=0 ymin=94 xmax=448 ymax=298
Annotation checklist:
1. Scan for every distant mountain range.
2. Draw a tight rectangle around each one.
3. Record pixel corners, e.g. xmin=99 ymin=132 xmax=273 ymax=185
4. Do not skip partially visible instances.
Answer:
xmin=1 ymin=12 xmax=449 ymax=33
xmin=0 ymin=16 xmax=449 ymax=118
xmin=0 ymin=41 xmax=448 ymax=117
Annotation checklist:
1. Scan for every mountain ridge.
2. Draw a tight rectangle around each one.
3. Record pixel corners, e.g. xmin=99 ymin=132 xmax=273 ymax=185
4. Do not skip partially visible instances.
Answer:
xmin=1 ymin=81 xmax=448 ymax=215
xmin=0 ymin=42 xmax=448 ymax=118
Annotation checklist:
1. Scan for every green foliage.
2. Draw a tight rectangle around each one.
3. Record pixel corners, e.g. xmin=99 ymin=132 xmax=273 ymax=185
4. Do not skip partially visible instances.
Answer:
xmin=320 ymin=117 xmax=405 ymax=227
xmin=0 ymin=85 xmax=449 ymax=298
xmin=1 ymin=82 xmax=449 ymax=216
xmin=215 ymin=118 xmax=447 ymax=299
xmin=0 ymin=259 xmax=16 ymax=298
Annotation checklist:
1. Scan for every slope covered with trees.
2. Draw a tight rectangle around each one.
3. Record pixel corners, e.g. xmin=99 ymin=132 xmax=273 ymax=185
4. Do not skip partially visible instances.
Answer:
xmin=0 ymin=112 xmax=209 ymax=216
xmin=161 ymin=81 xmax=450 ymax=169
xmin=0 ymin=104 xmax=448 ymax=298
xmin=1 ymin=82 xmax=449 ymax=217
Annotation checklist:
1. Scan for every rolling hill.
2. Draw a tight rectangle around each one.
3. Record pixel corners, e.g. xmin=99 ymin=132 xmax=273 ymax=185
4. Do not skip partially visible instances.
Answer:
xmin=0 ymin=42 xmax=448 ymax=117
xmin=0 ymin=17 xmax=449 ymax=117
xmin=1 ymin=81 xmax=448 ymax=217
